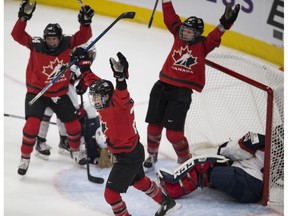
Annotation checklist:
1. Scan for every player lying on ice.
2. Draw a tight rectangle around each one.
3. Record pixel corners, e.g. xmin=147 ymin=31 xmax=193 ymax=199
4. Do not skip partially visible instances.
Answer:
xmin=157 ymin=132 xmax=264 ymax=203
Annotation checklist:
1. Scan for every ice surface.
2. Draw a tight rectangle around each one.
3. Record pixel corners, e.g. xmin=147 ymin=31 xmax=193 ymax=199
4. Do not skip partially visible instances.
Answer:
xmin=4 ymin=1 xmax=284 ymax=215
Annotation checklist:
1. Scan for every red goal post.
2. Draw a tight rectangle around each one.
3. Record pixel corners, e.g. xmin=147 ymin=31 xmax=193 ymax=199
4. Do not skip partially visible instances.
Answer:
xmin=185 ymin=51 xmax=284 ymax=206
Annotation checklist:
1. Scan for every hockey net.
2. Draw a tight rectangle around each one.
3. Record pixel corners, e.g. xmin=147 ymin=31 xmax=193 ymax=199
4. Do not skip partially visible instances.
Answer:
xmin=185 ymin=50 xmax=284 ymax=206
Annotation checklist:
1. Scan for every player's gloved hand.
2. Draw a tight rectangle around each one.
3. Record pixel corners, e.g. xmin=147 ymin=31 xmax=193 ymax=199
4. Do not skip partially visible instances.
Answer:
xmin=109 ymin=52 xmax=129 ymax=79
xmin=78 ymin=5 xmax=94 ymax=25
xmin=219 ymin=3 xmax=240 ymax=30
xmin=75 ymin=78 xmax=88 ymax=95
xmin=18 ymin=0 xmax=36 ymax=20
xmin=72 ymin=47 xmax=92 ymax=73
xmin=76 ymin=106 xmax=86 ymax=120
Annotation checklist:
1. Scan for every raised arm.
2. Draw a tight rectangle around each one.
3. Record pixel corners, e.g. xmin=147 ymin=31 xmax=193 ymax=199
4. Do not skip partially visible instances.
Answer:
xmin=11 ymin=0 xmax=36 ymax=48
xmin=70 ymin=5 xmax=94 ymax=48
xmin=162 ymin=0 xmax=182 ymax=34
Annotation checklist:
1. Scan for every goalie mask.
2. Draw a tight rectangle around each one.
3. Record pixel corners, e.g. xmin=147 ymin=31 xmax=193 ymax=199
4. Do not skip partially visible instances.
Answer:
xmin=89 ymin=80 xmax=114 ymax=110
xmin=179 ymin=16 xmax=204 ymax=43
xmin=43 ymin=23 xmax=63 ymax=51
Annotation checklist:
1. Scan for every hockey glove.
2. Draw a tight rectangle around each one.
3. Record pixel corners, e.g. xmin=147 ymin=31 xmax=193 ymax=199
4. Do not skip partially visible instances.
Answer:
xmin=78 ymin=5 xmax=94 ymax=25
xmin=109 ymin=52 xmax=129 ymax=79
xmin=219 ymin=3 xmax=240 ymax=30
xmin=18 ymin=0 xmax=36 ymax=21
xmin=72 ymin=47 xmax=92 ymax=73
xmin=76 ymin=106 xmax=86 ymax=120
xmin=75 ymin=78 xmax=88 ymax=95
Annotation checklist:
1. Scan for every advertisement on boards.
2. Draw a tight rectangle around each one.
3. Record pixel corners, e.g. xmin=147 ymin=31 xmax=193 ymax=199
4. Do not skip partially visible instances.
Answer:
xmin=111 ymin=0 xmax=284 ymax=48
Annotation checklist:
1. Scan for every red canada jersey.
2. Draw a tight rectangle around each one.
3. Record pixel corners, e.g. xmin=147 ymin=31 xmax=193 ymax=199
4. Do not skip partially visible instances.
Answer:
xmin=11 ymin=19 xmax=92 ymax=97
xmin=98 ymin=86 xmax=139 ymax=154
xmin=161 ymin=2 xmax=225 ymax=92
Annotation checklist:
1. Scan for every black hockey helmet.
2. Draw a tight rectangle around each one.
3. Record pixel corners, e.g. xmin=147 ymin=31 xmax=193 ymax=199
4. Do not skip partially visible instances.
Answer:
xmin=179 ymin=16 xmax=204 ymax=43
xmin=89 ymin=79 xmax=114 ymax=110
xmin=43 ymin=23 xmax=63 ymax=40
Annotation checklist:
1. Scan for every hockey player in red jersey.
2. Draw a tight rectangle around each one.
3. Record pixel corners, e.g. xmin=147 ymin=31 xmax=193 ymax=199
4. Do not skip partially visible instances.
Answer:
xmin=144 ymin=0 xmax=240 ymax=171
xmin=71 ymin=49 xmax=181 ymax=215
xmin=11 ymin=0 xmax=94 ymax=175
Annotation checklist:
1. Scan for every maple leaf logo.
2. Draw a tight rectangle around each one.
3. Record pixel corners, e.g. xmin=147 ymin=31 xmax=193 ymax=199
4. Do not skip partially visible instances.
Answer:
xmin=172 ymin=46 xmax=197 ymax=70
xmin=42 ymin=58 xmax=67 ymax=80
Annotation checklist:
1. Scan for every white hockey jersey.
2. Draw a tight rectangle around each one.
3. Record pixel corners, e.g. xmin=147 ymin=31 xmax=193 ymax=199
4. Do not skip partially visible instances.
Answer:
xmin=218 ymin=132 xmax=265 ymax=181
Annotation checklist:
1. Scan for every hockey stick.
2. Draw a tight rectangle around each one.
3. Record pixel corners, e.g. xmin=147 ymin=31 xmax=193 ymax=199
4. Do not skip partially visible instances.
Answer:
xmin=4 ymin=113 xmax=57 ymax=125
xmin=78 ymin=94 xmax=105 ymax=184
xmin=28 ymin=11 xmax=136 ymax=106
xmin=148 ymin=0 xmax=159 ymax=28
xmin=87 ymin=161 xmax=105 ymax=183
xmin=77 ymin=0 xmax=85 ymax=8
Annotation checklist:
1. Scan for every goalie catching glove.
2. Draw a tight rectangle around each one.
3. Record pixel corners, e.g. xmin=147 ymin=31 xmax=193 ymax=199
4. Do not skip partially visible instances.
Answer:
xmin=109 ymin=52 xmax=129 ymax=79
xmin=219 ymin=3 xmax=240 ymax=30
xmin=18 ymin=0 xmax=36 ymax=20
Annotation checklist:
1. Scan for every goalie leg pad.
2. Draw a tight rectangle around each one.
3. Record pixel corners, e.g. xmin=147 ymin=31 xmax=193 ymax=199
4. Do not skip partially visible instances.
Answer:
xmin=195 ymin=161 xmax=211 ymax=188
xmin=159 ymin=166 xmax=198 ymax=199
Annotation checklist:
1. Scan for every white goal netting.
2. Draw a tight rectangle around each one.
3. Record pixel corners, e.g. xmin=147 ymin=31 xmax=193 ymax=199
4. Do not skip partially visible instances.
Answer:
xmin=185 ymin=49 xmax=284 ymax=205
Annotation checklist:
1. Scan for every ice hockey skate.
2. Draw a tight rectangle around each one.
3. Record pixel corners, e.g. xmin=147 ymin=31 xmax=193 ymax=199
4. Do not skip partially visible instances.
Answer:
xmin=143 ymin=152 xmax=158 ymax=173
xmin=155 ymin=194 xmax=182 ymax=216
xmin=35 ymin=137 xmax=52 ymax=160
xmin=71 ymin=148 xmax=87 ymax=165
xmin=58 ymin=135 xmax=71 ymax=156
xmin=17 ymin=157 xmax=30 ymax=176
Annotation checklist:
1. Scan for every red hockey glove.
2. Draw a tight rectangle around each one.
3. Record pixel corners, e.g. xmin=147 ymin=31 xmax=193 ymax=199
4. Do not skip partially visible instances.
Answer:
xmin=75 ymin=78 xmax=88 ymax=95
xmin=109 ymin=52 xmax=129 ymax=79
xmin=219 ymin=3 xmax=240 ymax=30
xmin=76 ymin=106 xmax=86 ymax=120
xmin=18 ymin=0 xmax=36 ymax=20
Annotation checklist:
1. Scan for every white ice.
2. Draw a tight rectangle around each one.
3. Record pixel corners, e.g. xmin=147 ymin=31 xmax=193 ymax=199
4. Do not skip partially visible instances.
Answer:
xmin=4 ymin=1 xmax=284 ymax=216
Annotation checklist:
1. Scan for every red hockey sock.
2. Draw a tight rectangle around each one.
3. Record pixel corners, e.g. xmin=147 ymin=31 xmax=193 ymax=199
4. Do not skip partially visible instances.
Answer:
xmin=104 ymin=188 xmax=130 ymax=216
xmin=21 ymin=117 xmax=41 ymax=157
xmin=147 ymin=124 xmax=163 ymax=154
xmin=133 ymin=176 xmax=163 ymax=204
xmin=166 ymin=129 xmax=191 ymax=163
xmin=64 ymin=120 xmax=81 ymax=150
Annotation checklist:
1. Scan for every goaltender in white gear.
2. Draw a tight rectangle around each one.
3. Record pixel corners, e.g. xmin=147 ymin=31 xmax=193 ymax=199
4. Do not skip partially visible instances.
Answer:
xmin=158 ymin=132 xmax=264 ymax=203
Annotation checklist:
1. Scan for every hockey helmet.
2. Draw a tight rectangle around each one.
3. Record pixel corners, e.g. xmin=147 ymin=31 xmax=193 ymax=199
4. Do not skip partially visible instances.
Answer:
xmin=179 ymin=16 xmax=204 ymax=43
xmin=44 ymin=23 xmax=63 ymax=39
xmin=43 ymin=23 xmax=63 ymax=51
xmin=89 ymin=79 xmax=114 ymax=110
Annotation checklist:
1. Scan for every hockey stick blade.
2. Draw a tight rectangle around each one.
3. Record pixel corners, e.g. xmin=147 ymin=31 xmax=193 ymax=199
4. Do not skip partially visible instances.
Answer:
xmin=87 ymin=161 xmax=105 ymax=184
xmin=121 ymin=11 xmax=136 ymax=19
